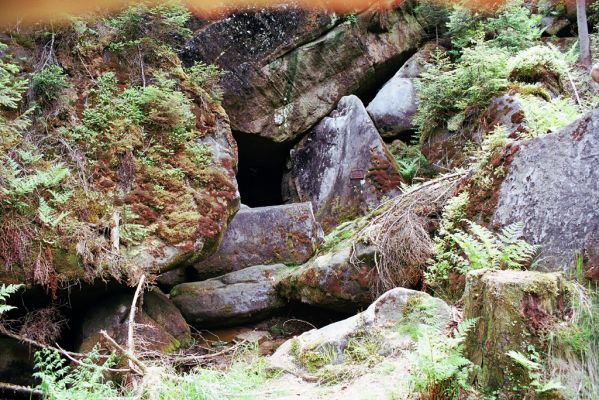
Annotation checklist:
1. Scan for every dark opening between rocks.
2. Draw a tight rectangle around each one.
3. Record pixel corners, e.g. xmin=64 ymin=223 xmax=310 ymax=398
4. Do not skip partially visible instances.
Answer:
xmin=234 ymin=132 xmax=294 ymax=207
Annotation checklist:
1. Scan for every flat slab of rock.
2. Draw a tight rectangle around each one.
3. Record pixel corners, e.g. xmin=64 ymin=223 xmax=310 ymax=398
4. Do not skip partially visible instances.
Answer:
xmin=271 ymin=287 xmax=450 ymax=373
xmin=285 ymin=95 xmax=402 ymax=232
xmin=77 ymin=288 xmax=191 ymax=354
xmin=278 ymin=243 xmax=377 ymax=312
xmin=463 ymin=269 xmax=568 ymax=392
xmin=171 ymin=264 xmax=288 ymax=327
xmin=181 ymin=7 xmax=423 ymax=142
xmin=193 ymin=203 xmax=323 ymax=279
xmin=493 ymin=109 xmax=599 ymax=276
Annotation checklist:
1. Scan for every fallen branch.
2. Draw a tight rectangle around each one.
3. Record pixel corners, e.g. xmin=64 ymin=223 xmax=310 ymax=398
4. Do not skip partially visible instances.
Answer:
xmin=0 ymin=381 xmax=43 ymax=397
xmin=54 ymin=342 xmax=130 ymax=373
xmin=100 ymin=330 xmax=148 ymax=375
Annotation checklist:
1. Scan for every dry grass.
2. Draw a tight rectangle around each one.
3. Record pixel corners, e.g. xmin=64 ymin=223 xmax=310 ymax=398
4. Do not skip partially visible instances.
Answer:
xmin=19 ymin=306 xmax=67 ymax=345
xmin=351 ymin=172 xmax=466 ymax=296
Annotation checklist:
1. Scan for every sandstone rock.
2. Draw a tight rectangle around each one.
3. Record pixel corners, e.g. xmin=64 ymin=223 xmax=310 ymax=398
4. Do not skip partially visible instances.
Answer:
xmin=493 ymin=109 xmax=599 ymax=275
xmin=171 ymin=264 xmax=288 ymax=327
xmin=181 ymin=6 xmax=423 ymax=142
xmin=270 ymin=287 xmax=450 ymax=373
xmin=366 ymin=43 xmax=441 ymax=137
xmin=366 ymin=77 xmax=417 ymax=137
xmin=77 ymin=288 xmax=191 ymax=354
xmin=540 ymin=16 xmax=570 ymax=36
xmin=278 ymin=243 xmax=377 ymax=312
xmin=463 ymin=269 xmax=569 ymax=392
xmin=285 ymin=95 xmax=402 ymax=233
xmin=193 ymin=203 xmax=323 ymax=279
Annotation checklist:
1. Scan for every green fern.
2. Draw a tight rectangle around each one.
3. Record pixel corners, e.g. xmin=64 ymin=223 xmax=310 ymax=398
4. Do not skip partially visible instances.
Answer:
xmin=0 ymin=283 xmax=23 ymax=316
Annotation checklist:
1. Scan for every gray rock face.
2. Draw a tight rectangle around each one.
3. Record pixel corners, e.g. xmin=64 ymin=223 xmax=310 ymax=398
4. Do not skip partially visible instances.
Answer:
xmin=270 ymin=287 xmax=450 ymax=372
xmin=0 ymin=338 xmax=35 ymax=387
xmin=193 ymin=203 xmax=324 ymax=279
xmin=540 ymin=16 xmax=570 ymax=36
xmin=77 ymin=289 xmax=191 ymax=354
xmin=485 ymin=95 xmax=527 ymax=135
xmin=366 ymin=77 xmax=417 ymax=137
xmin=285 ymin=95 xmax=402 ymax=233
xmin=171 ymin=264 xmax=288 ymax=327
xmin=277 ymin=243 xmax=377 ymax=312
xmin=493 ymin=109 xmax=599 ymax=273
xmin=366 ymin=43 xmax=441 ymax=137
xmin=180 ymin=7 xmax=423 ymax=142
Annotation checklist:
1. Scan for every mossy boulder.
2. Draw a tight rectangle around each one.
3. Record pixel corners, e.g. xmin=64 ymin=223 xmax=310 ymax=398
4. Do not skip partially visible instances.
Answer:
xmin=171 ymin=264 xmax=288 ymax=328
xmin=277 ymin=242 xmax=377 ymax=312
xmin=271 ymin=287 xmax=450 ymax=374
xmin=192 ymin=203 xmax=323 ymax=279
xmin=180 ymin=6 xmax=423 ymax=142
xmin=463 ymin=269 xmax=569 ymax=394
xmin=77 ymin=289 xmax=191 ymax=354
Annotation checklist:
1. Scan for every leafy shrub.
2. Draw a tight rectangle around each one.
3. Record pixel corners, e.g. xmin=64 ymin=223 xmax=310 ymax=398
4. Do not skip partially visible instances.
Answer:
xmin=31 ymin=64 xmax=70 ymax=105
xmin=446 ymin=2 xmax=541 ymax=54
xmin=187 ymin=62 xmax=222 ymax=102
xmin=414 ymin=45 xmax=509 ymax=142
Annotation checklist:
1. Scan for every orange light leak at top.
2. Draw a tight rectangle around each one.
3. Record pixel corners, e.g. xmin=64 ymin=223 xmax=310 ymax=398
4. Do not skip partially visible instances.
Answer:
xmin=0 ymin=0 xmax=509 ymax=26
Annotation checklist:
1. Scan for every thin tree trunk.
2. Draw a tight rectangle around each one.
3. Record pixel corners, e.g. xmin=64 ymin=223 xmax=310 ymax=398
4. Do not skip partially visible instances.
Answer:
xmin=577 ymin=0 xmax=592 ymax=68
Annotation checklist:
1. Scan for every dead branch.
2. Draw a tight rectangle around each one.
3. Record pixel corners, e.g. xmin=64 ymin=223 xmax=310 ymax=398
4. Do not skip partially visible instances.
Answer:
xmin=100 ymin=330 xmax=147 ymax=375
xmin=0 ymin=382 xmax=42 ymax=397
xmin=128 ymin=274 xmax=145 ymax=375
xmin=54 ymin=343 xmax=130 ymax=373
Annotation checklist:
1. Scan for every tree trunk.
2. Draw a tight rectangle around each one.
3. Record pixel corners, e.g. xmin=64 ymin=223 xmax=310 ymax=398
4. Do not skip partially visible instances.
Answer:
xmin=577 ymin=0 xmax=592 ymax=67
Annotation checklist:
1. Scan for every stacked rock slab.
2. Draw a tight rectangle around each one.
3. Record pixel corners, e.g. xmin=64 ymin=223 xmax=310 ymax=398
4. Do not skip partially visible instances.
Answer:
xmin=180 ymin=6 xmax=423 ymax=142
xmin=493 ymin=109 xmax=599 ymax=278
xmin=463 ymin=269 xmax=569 ymax=392
xmin=171 ymin=264 xmax=288 ymax=328
xmin=285 ymin=95 xmax=402 ymax=232
xmin=277 ymin=242 xmax=377 ymax=312
xmin=193 ymin=202 xmax=324 ymax=279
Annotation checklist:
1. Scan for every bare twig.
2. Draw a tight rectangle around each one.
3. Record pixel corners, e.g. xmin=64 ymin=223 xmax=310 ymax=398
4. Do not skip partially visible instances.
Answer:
xmin=100 ymin=330 xmax=147 ymax=375
xmin=54 ymin=343 xmax=130 ymax=373
xmin=127 ymin=274 xmax=146 ymax=380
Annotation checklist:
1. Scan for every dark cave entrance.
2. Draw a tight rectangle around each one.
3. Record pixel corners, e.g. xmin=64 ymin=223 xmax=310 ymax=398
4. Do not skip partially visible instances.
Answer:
xmin=234 ymin=132 xmax=294 ymax=207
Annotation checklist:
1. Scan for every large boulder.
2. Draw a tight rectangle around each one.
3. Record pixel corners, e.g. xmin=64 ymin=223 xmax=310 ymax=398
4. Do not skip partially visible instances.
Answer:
xmin=366 ymin=42 xmax=440 ymax=137
xmin=171 ymin=264 xmax=288 ymax=327
xmin=493 ymin=109 xmax=599 ymax=277
xmin=284 ymin=95 xmax=402 ymax=233
xmin=180 ymin=6 xmax=423 ymax=142
xmin=271 ymin=287 xmax=450 ymax=373
xmin=277 ymin=243 xmax=377 ymax=312
xmin=0 ymin=338 xmax=36 ymax=387
xmin=463 ymin=269 xmax=569 ymax=392
xmin=77 ymin=288 xmax=191 ymax=354
xmin=193 ymin=203 xmax=323 ymax=279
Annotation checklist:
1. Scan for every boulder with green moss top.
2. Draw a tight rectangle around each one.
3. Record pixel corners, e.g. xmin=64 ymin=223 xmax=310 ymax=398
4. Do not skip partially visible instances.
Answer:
xmin=171 ymin=264 xmax=288 ymax=328
xmin=284 ymin=95 xmax=402 ymax=233
xmin=270 ymin=287 xmax=450 ymax=374
xmin=180 ymin=6 xmax=423 ymax=142
xmin=277 ymin=242 xmax=377 ymax=312
xmin=463 ymin=269 xmax=569 ymax=393
xmin=77 ymin=288 xmax=191 ymax=354
xmin=493 ymin=109 xmax=599 ymax=278
xmin=192 ymin=203 xmax=324 ymax=279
